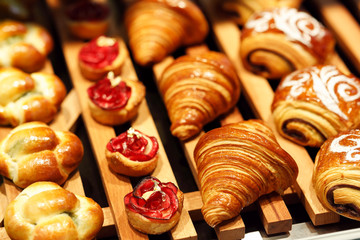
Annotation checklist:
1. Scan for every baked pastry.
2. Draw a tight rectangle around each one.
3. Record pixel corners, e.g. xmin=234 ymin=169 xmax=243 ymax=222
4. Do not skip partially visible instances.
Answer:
xmin=194 ymin=119 xmax=298 ymax=227
xmin=222 ymin=0 xmax=303 ymax=25
xmin=106 ymin=127 xmax=159 ymax=177
xmin=124 ymin=176 xmax=184 ymax=234
xmin=65 ymin=0 xmax=110 ymax=40
xmin=78 ymin=35 xmax=128 ymax=81
xmin=0 ymin=67 xmax=67 ymax=127
xmin=272 ymin=65 xmax=360 ymax=147
xmin=124 ymin=0 xmax=209 ymax=66
xmin=87 ymin=71 xmax=145 ymax=125
xmin=0 ymin=20 xmax=53 ymax=72
xmin=313 ymin=129 xmax=360 ymax=221
xmin=4 ymin=181 xmax=104 ymax=240
xmin=158 ymin=51 xmax=241 ymax=140
xmin=240 ymin=7 xmax=335 ymax=79
xmin=0 ymin=121 xmax=84 ymax=188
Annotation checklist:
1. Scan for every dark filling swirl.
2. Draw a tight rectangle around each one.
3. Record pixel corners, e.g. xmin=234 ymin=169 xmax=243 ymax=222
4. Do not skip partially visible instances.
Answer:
xmin=327 ymin=185 xmax=360 ymax=218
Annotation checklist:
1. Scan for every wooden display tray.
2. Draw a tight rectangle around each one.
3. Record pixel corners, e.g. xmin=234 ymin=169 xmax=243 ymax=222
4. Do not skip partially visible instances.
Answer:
xmin=2 ymin=0 xmax=360 ymax=239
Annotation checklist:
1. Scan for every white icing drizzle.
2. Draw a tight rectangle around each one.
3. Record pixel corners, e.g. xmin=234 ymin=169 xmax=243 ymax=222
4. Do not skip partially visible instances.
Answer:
xmin=280 ymin=66 xmax=360 ymax=120
xmin=245 ymin=8 xmax=325 ymax=47
xmin=127 ymin=127 xmax=142 ymax=138
xmin=330 ymin=133 xmax=360 ymax=162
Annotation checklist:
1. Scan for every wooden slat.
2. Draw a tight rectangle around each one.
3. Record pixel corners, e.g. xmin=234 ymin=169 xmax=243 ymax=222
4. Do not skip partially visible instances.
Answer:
xmin=198 ymin=0 xmax=340 ymax=226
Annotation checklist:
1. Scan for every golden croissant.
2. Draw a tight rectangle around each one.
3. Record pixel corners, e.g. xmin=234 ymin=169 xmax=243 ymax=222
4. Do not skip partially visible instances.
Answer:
xmin=158 ymin=51 xmax=241 ymax=140
xmin=125 ymin=0 xmax=209 ymax=66
xmin=240 ymin=7 xmax=335 ymax=79
xmin=194 ymin=120 xmax=298 ymax=227
xmin=313 ymin=129 xmax=360 ymax=221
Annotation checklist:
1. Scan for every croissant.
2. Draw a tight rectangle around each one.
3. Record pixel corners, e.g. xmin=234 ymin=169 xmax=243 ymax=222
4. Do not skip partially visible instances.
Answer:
xmin=124 ymin=0 xmax=209 ymax=66
xmin=313 ymin=129 xmax=360 ymax=221
xmin=272 ymin=65 xmax=360 ymax=147
xmin=240 ymin=7 xmax=335 ymax=79
xmin=158 ymin=51 xmax=241 ymax=140
xmin=194 ymin=119 xmax=298 ymax=227
xmin=4 ymin=181 xmax=104 ymax=240
xmin=0 ymin=19 xmax=53 ymax=72
xmin=0 ymin=122 xmax=84 ymax=188
xmin=0 ymin=67 xmax=67 ymax=127
xmin=222 ymin=0 xmax=303 ymax=25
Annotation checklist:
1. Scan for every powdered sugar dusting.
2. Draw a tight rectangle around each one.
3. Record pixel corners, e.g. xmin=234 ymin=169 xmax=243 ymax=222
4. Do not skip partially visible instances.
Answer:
xmin=330 ymin=133 xmax=360 ymax=162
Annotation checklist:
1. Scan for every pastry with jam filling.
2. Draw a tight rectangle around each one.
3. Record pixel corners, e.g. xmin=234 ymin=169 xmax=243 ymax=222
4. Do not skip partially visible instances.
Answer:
xmin=106 ymin=127 xmax=159 ymax=177
xmin=124 ymin=176 xmax=183 ymax=234
xmin=313 ymin=129 xmax=360 ymax=221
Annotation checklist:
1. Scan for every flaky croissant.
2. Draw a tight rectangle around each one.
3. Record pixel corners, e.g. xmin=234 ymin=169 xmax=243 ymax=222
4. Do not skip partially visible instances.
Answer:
xmin=313 ymin=129 xmax=360 ymax=221
xmin=158 ymin=51 xmax=241 ymax=140
xmin=240 ymin=7 xmax=335 ymax=79
xmin=222 ymin=0 xmax=303 ymax=25
xmin=194 ymin=120 xmax=298 ymax=227
xmin=272 ymin=65 xmax=360 ymax=147
xmin=125 ymin=0 xmax=209 ymax=66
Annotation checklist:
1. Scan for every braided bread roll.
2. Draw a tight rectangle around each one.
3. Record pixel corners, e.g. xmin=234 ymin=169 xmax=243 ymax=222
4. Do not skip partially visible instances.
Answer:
xmin=0 ymin=122 xmax=84 ymax=188
xmin=4 ymin=181 xmax=104 ymax=240
xmin=0 ymin=20 xmax=53 ymax=72
xmin=313 ymin=129 xmax=360 ymax=221
xmin=222 ymin=0 xmax=303 ymax=25
xmin=0 ymin=67 xmax=67 ymax=127
xmin=125 ymin=0 xmax=209 ymax=66
xmin=240 ymin=7 xmax=335 ymax=79
xmin=272 ymin=65 xmax=360 ymax=147
xmin=194 ymin=120 xmax=298 ymax=227
xmin=158 ymin=51 xmax=241 ymax=140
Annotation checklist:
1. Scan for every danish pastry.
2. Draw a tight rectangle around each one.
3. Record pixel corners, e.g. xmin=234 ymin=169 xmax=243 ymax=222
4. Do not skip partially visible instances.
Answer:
xmin=78 ymin=35 xmax=128 ymax=81
xmin=0 ymin=20 xmax=53 ymax=72
xmin=87 ymin=71 xmax=145 ymax=125
xmin=240 ymin=7 xmax=335 ymax=79
xmin=158 ymin=51 xmax=241 ymax=140
xmin=272 ymin=65 xmax=360 ymax=147
xmin=125 ymin=0 xmax=209 ymax=66
xmin=4 ymin=181 xmax=103 ymax=240
xmin=0 ymin=67 xmax=67 ymax=127
xmin=313 ymin=129 xmax=360 ymax=221
xmin=0 ymin=121 xmax=84 ymax=188
xmin=106 ymin=127 xmax=159 ymax=177
xmin=124 ymin=176 xmax=183 ymax=234
xmin=194 ymin=120 xmax=298 ymax=227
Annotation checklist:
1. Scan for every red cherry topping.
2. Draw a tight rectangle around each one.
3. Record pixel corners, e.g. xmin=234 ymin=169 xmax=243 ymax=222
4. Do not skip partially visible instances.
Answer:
xmin=106 ymin=128 xmax=159 ymax=161
xmin=87 ymin=73 xmax=131 ymax=110
xmin=124 ymin=176 xmax=179 ymax=220
xmin=66 ymin=1 xmax=110 ymax=21
xmin=79 ymin=36 xmax=119 ymax=69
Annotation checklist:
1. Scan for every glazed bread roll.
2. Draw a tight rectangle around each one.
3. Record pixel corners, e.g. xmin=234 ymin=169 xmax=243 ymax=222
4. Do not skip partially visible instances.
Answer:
xmin=222 ymin=0 xmax=303 ymax=25
xmin=4 ymin=181 xmax=104 ymax=240
xmin=124 ymin=176 xmax=184 ymax=234
xmin=313 ymin=129 xmax=360 ymax=221
xmin=125 ymin=0 xmax=209 ymax=66
xmin=240 ymin=7 xmax=335 ymax=79
xmin=106 ymin=127 xmax=159 ymax=177
xmin=0 ymin=67 xmax=67 ymax=127
xmin=158 ymin=51 xmax=241 ymax=140
xmin=272 ymin=65 xmax=360 ymax=147
xmin=78 ymin=36 xmax=128 ymax=81
xmin=0 ymin=20 xmax=53 ymax=72
xmin=194 ymin=119 xmax=298 ymax=227
xmin=0 ymin=122 xmax=84 ymax=188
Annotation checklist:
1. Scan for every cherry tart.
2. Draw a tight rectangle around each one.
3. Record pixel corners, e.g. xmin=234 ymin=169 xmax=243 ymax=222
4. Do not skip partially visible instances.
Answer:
xmin=87 ymin=72 xmax=145 ymax=125
xmin=65 ymin=0 xmax=110 ymax=40
xmin=106 ymin=127 xmax=159 ymax=177
xmin=79 ymin=36 xmax=128 ymax=81
xmin=124 ymin=176 xmax=184 ymax=235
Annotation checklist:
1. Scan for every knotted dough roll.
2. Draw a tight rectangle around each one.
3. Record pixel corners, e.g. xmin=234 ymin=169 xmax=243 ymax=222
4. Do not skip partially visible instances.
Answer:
xmin=240 ymin=7 xmax=335 ymax=79
xmin=272 ymin=65 xmax=360 ymax=147
xmin=194 ymin=119 xmax=298 ymax=227
xmin=313 ymin=129 xmax=360 ymax=221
